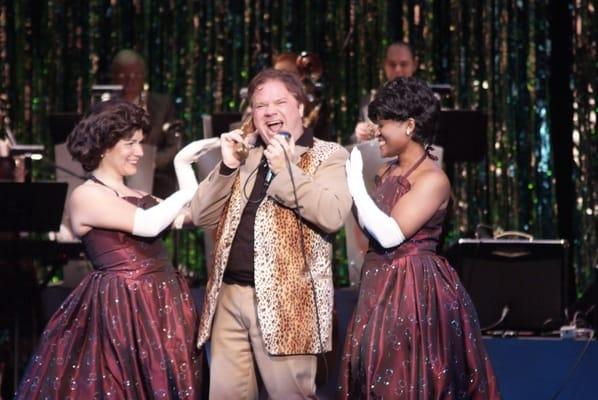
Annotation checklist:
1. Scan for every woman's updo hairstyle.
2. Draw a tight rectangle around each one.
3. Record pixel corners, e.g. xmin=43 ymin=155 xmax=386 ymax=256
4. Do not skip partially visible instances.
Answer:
xmin=67 ymin=99 xmax=149 ymax=172
xmin=368 ymin=77 xmax=439 ymax=146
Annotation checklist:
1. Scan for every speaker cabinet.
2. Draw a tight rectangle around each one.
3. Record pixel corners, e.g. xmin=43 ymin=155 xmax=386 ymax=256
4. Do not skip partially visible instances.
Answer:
xmin=448 ymin=239 xmax=571 ymax=333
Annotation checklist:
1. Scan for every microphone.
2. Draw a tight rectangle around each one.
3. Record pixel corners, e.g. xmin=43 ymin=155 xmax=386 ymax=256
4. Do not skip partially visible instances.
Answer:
xmin=264 ymin=131 xmax=291 ymax=185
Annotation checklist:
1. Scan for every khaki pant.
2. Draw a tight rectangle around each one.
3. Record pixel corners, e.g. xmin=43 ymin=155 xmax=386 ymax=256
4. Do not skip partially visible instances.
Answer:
xmin=209 ymin=283 xmax=317 ymax=400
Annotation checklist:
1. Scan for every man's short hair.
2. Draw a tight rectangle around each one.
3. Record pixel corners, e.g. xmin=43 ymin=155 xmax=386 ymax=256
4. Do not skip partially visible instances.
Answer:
xmin=385 ymin=41 xmax=416 ymax=60
xmin=247 ymin=68 xmax=308 ymax=107
xmin=111 ymin=49 xmax=146 ymax=75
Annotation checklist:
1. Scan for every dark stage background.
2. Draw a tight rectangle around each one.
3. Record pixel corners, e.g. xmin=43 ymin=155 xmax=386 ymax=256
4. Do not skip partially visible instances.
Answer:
xmin=0 ymin=1 xmax=596 ymax=292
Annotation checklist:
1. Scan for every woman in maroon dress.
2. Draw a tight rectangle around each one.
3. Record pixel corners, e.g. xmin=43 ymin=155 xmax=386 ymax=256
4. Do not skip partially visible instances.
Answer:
xmin=339 ymin=78 xmax=500 ymax=399
xmin=15 ymin=100 xmax=204 ymax=399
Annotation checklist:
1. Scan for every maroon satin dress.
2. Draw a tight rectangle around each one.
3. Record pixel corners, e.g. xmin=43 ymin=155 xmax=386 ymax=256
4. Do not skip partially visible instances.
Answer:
xmin=338 ymin=156 xmax=500 ymax=399
xmin=15 ymin=194 xmax=203 ymax=399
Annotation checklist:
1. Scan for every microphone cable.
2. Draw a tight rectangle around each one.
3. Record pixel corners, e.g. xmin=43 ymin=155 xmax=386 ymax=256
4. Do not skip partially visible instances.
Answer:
xmin=481 ymin=305 xmax=510 ymax=331
xmin=549 ymin=329 xmax=595 ymax=399
xmin=241 ymin=158 xmax=267 ymax=204
xmin=281 ymin=147 xmax=329 ymax=383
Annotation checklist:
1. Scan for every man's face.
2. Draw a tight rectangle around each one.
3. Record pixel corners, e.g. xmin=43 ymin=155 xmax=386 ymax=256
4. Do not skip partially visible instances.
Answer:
xmin=383 ymin=45 xmax=417 ymax=80
xmin=251 ymin=79 xmax=304 ymax=144
xmin=112 ymin=62 xmax=145 ymax=102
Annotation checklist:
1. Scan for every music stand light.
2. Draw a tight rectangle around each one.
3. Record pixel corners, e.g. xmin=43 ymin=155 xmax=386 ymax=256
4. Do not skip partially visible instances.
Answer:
xmin=91 ymin=84 xmax=123 ymax=105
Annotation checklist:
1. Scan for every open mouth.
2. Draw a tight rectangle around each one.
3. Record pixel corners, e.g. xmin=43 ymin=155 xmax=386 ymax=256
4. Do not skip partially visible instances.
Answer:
xmin=265 ymin=120 xmax=283 ymax=133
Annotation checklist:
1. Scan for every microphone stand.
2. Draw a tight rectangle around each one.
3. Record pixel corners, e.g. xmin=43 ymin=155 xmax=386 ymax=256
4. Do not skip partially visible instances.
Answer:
xmin=169 ymin=123 xmax=184 ymax=272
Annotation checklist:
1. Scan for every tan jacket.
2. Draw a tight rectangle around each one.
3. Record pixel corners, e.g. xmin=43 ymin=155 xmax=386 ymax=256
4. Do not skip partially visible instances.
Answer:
xmin=190 ymin=138 xmax=352 ymax=354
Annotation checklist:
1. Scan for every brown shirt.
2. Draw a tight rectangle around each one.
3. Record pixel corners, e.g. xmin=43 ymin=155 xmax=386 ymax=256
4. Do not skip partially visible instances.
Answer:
xmin=223 ymin=129 xmax=314 ymax=286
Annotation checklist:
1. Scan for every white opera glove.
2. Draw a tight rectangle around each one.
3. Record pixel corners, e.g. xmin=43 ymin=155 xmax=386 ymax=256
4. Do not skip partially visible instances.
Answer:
xmin=132 ymin=187 xmax=196 ymax=237
xmin=346 ymin=147 xmax=405 ymax=248
xmin=174 ymin=138 xmax=221 ymax=191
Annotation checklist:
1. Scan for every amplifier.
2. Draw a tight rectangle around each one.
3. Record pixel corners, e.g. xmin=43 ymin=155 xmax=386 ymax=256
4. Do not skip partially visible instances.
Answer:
xmin=448 ymin=239 xmax=571 ymax=333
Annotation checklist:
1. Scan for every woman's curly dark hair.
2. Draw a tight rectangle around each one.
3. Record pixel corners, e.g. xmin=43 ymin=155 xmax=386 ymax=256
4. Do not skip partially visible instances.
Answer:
xmin=67 ymin=99 xmax=149 ymax=172
xmin=368 ymin=77 xmax=439 ymax=146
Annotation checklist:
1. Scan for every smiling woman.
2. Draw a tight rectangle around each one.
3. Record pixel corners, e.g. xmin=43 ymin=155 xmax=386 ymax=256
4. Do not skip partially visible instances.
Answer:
xmin=67 ymin=100 xmax=148 ymax=173
xmin=339 ymin=78 xmax=500 ymax=399
xmin=14 ymin=99 xmax=205 ymax=399
xmin=100 ymin=129 xmax=144 ymax=176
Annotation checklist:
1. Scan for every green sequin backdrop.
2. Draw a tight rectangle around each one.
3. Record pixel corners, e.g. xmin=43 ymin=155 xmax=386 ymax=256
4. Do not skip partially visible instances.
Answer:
xmin=0 ymin=1 xmax=595 ymax=292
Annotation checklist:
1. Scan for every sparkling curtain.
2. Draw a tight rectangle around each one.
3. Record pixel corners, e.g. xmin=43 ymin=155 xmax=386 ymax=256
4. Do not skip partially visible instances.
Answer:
xmin=571 ymin=0 xmax=597 ymax=291
xmin=2 ymin=1 xmax=591 ymax=288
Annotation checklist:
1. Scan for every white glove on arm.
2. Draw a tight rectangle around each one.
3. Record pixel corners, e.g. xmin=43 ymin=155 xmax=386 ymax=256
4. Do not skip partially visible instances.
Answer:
xmin=346 ymin=147 xmax=406 ymax=248
xmin=174 ymin=138 xmax=221 ymax=191
xmin=132 ymin=188 xmax=196 ymax=237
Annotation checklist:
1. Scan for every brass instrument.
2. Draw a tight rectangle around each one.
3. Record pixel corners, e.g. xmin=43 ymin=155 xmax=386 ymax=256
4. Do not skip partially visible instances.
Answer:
xmin=366 ymin=121 xmax=380 ymax=140
xmin=234 ymin=116 xmax=256 ymax=161
xmin=296 ymin=52 xmax=324 ymax=128
xmin=139 ymin=83 xmax=149 ymax=112
xmin=303 ymin=103 xmax=322 ymax=128
xmin=296 ymin=51 xmax=323 ymax=82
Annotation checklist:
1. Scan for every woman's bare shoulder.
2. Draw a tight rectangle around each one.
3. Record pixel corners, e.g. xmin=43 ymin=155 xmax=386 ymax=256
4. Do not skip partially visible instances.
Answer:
xmin=412 ymin=164 xmax=450 ymax=194
xmin=70 ymin=180 xmax=115 ymax=204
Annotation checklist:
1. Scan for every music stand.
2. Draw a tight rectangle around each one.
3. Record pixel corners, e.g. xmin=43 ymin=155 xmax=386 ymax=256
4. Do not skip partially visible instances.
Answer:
xmin=202 ymin=112 xmax=242 ymax=138
xmin=91 ymin=84 xmax=123 ymax=105
xmin=0 ymin=181 xmax=67 ymax=391
xmin=48 ymin=112 xmax=82 ymax=144
xmin=435 ymin=110 xmax=487 ymax=163
xmin=0 ymin=182 xmax=67 ymax=232
xmin=429 ymin=83 xmax=454 ymax=109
